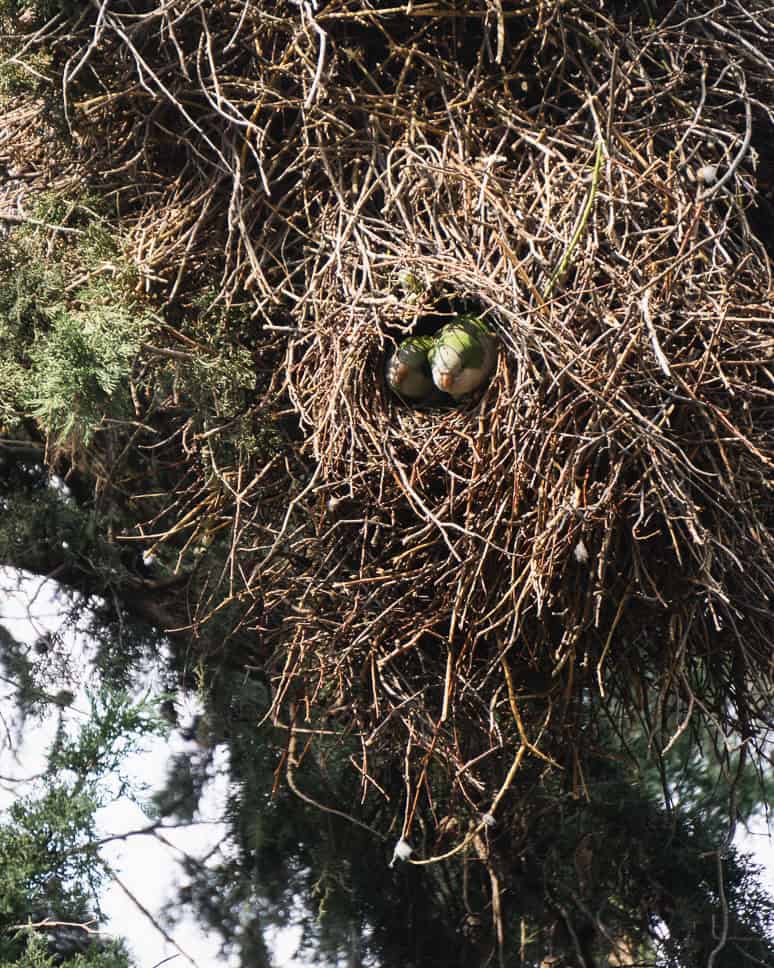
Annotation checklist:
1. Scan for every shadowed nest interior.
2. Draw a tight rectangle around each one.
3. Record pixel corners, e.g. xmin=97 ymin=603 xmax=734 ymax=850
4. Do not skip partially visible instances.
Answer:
xmin=3 ymin=0 xmax=773 ymax=886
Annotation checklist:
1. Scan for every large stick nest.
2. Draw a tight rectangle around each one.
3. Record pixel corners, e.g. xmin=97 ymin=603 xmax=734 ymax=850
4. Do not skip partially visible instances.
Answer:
xmin=4 ymin=0 xmax=774 ymax=835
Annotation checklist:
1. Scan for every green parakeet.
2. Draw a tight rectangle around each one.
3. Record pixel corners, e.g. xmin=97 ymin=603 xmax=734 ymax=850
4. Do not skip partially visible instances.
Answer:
xmin=385 ymin=335 xmax=436 ymax=400
xmin=428 ymin=315 xmax=497 ymax=399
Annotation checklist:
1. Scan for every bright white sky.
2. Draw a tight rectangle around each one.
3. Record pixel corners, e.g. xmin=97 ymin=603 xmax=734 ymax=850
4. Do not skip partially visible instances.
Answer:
xmin=1 ymin=572 xmax=772 ymax=967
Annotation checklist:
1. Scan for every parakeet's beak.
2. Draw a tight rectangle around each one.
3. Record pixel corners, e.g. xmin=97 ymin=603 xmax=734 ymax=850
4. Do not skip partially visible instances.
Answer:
xmin=436 ymin=371 xmax=454 ymax=391
xmin=393 ymin=362 xmax=409 ymax=381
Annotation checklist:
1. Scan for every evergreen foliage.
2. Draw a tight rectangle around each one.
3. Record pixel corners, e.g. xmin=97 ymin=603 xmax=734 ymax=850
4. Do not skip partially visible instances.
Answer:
xmin=0 ymin=211 xmax=147 ymax=445
xmin=1 ymin=932 xmax=129 ymax=968
xmin=0 ymin=666 xmax=164 ymax=966
xmin=27 ymin=301 xmax=141 ymax=445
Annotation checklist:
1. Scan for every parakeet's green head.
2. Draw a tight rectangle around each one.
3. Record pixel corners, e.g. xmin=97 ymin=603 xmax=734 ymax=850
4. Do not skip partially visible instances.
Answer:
xmin=385 ymin=334 xmax=436 ymax=400
xmin=396 ymin=335 xmax=434 ymax=372
xmin=429 ymin=318 xmax=486 ymax=386
xmin=427 ymin=315 xmax=497 ymax=398
xmin=453 ymin=314 xmax=494 ymax=347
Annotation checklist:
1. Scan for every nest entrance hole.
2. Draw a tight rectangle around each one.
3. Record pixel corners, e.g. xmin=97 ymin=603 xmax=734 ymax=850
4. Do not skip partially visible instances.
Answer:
xmin=386 ymin=291 xmax=491 ymax=344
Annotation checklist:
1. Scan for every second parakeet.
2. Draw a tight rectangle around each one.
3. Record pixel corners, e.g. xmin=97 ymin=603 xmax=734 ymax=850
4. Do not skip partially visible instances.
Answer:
xmin=385 ymin=335 xmax=436 ymax=400
xmin=428 ymin=315 xmax=497 ymax=399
